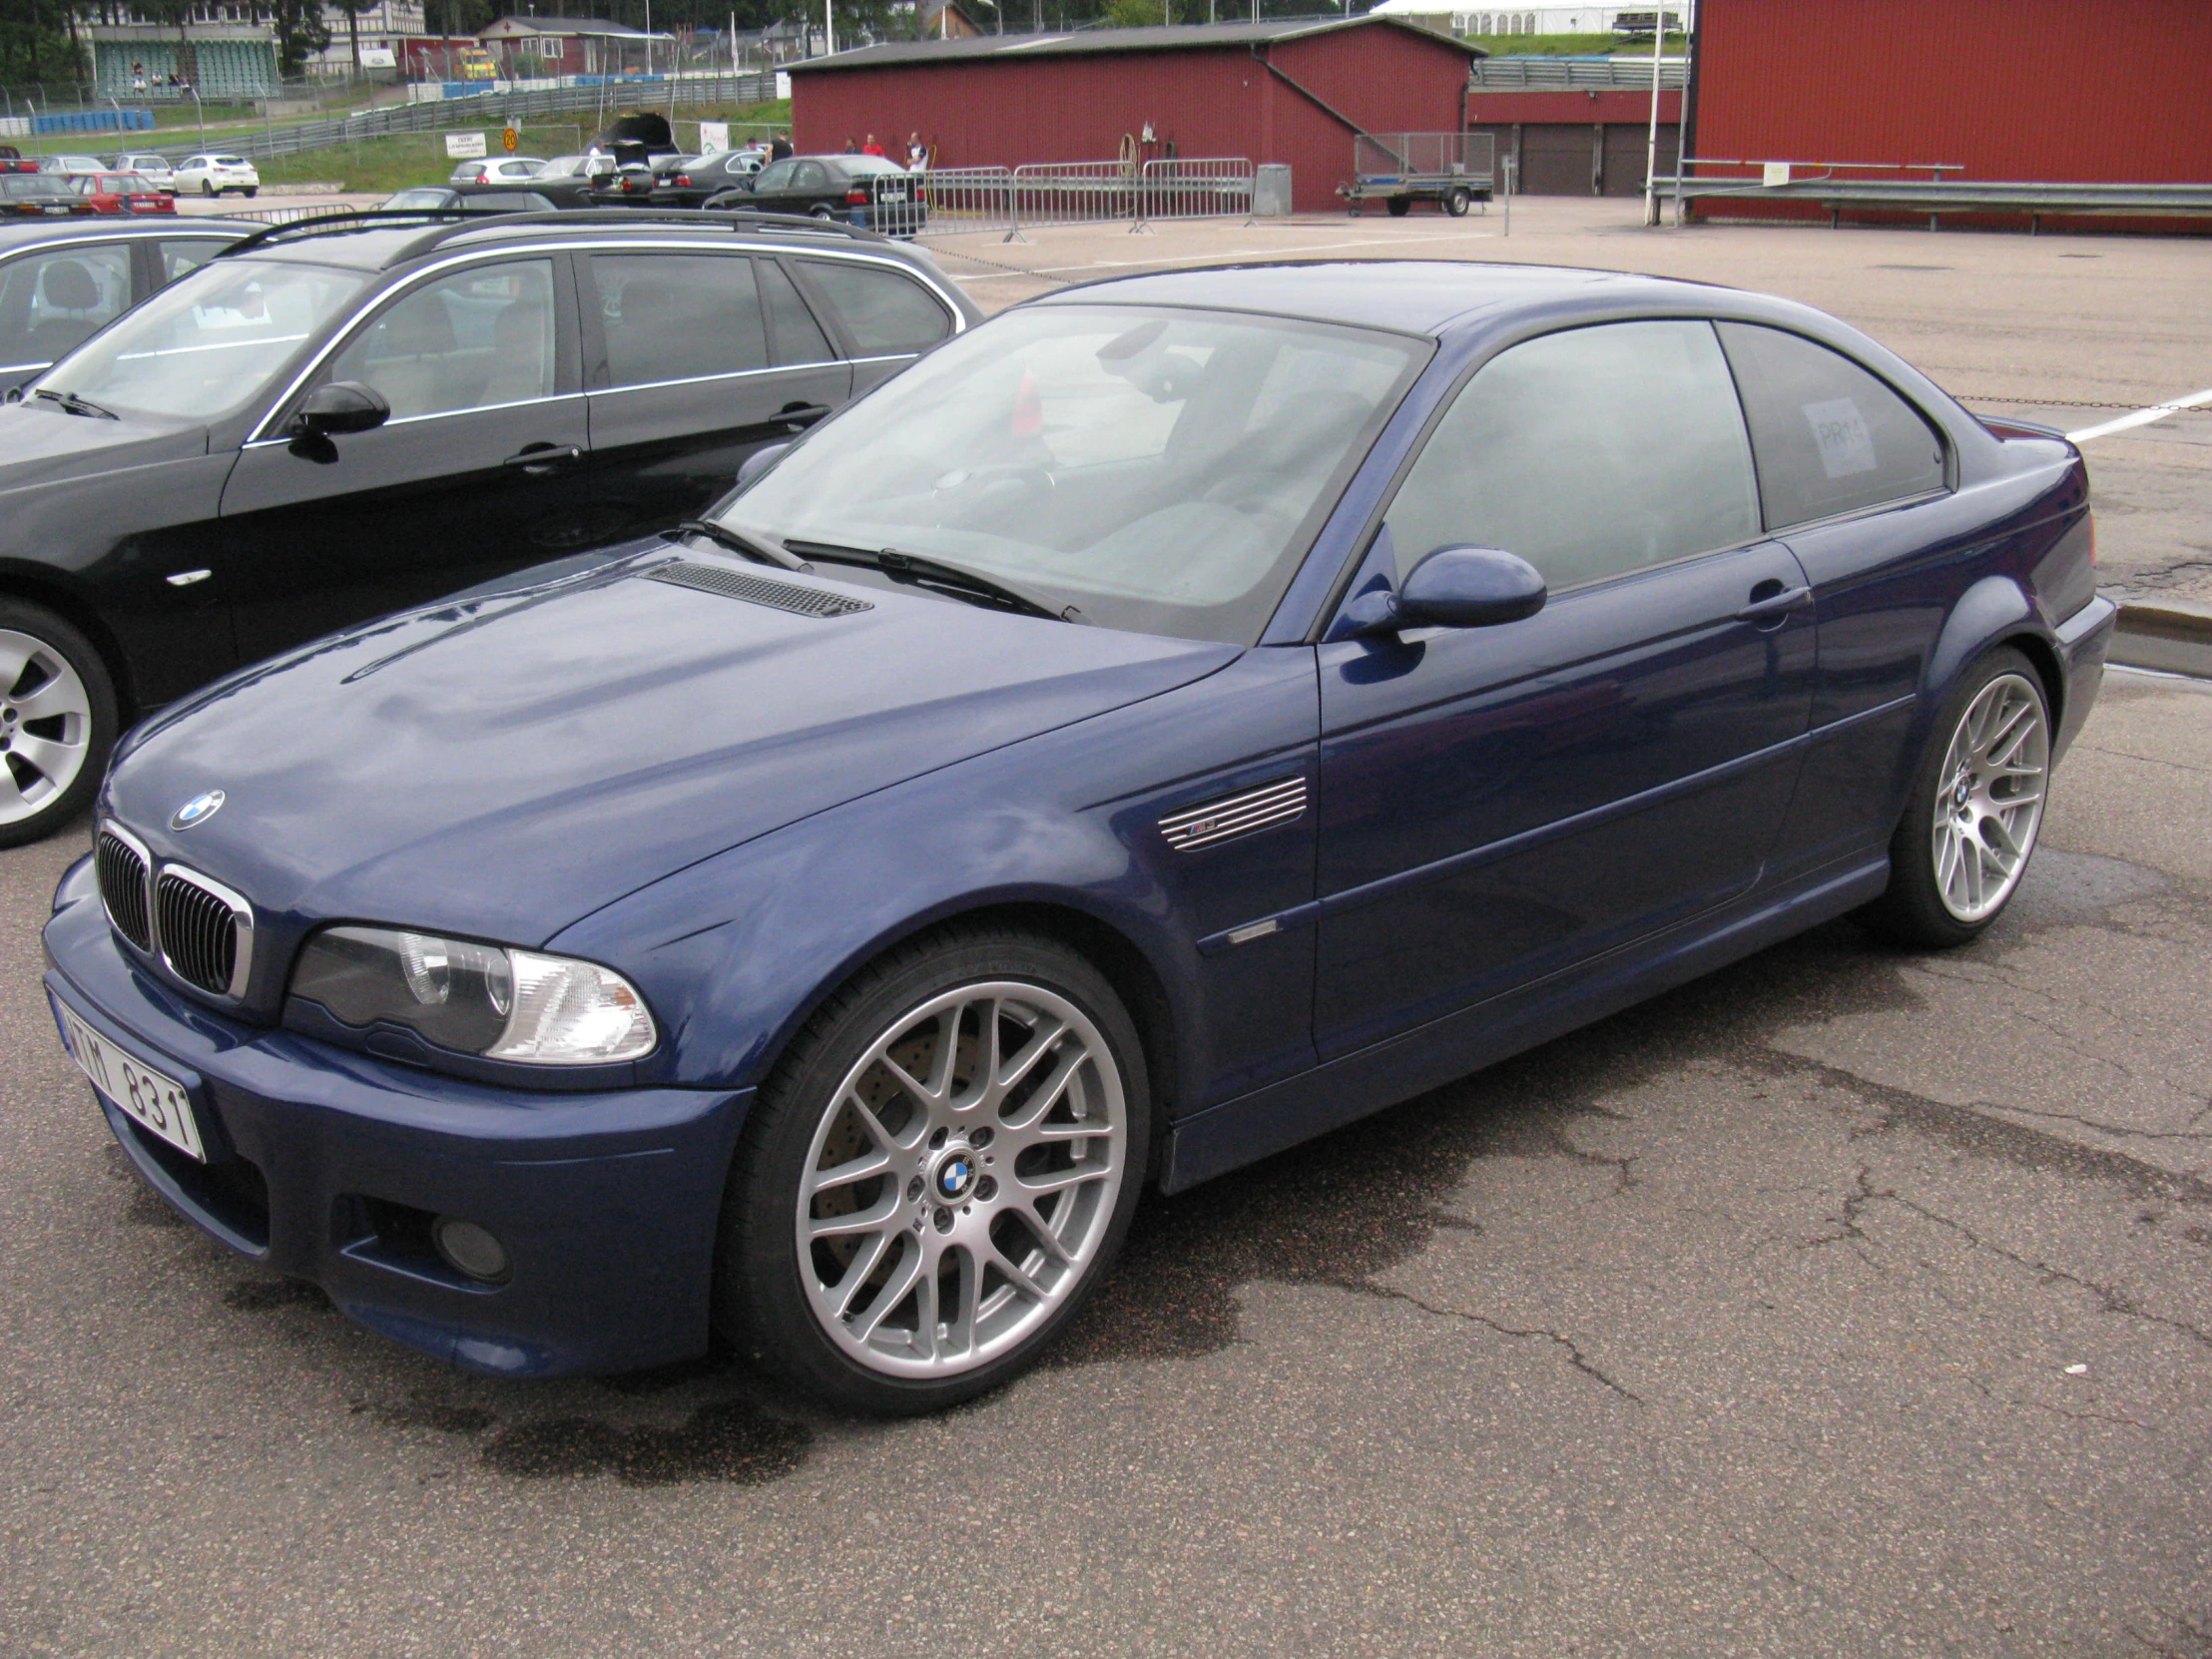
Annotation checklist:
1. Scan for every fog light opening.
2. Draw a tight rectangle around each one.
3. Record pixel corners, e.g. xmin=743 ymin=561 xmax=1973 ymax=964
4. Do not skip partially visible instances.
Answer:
xmin=431 ymin=1216 xmax=512 ymax=1285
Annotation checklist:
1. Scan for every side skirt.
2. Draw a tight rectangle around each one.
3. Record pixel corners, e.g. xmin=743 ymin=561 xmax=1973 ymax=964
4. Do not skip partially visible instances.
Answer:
xmin=1158 ymin=853 xmax=1891 ymax=1194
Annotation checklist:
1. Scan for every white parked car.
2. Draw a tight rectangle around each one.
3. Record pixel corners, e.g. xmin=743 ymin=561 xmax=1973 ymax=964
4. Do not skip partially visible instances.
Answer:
xmin=447 ymin=156 xmax=545 ymax=185
xmin=37 ymin=154 xmax=108 ymax=177
xmin=173 ymin=154 xmax=260 ymax=198
xmin=109 ymin=152 xmax=177 ymax=192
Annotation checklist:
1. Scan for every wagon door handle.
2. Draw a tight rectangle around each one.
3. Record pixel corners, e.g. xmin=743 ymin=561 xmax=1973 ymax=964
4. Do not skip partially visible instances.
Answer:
xmin=780 ymin=402 xmax=830 ymax=430
xmin=1736 ymin=582 xmax=1813 ymax=624
xmin=503 ymin=443 xmax=582 ymax=475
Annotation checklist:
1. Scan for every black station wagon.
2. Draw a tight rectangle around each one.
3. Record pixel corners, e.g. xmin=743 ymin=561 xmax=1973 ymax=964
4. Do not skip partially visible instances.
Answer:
xmin=0 ymin=209 xmax=976 ymax=843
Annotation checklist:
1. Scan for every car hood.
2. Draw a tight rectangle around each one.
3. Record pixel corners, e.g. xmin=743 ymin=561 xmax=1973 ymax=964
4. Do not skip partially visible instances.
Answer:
xmin=106 ymin=550 xmax=1239 ymax=947
xmin=0 ymin=404 xmax=206 ymax=488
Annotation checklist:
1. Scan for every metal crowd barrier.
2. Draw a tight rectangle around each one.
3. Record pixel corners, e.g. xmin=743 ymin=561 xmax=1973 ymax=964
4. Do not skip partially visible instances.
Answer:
xmin=223 ymin=202 xmax=362 ymax=225
xmin=910 ymin=156 xmax=1262 ymax=242
xmin=1133 ymin=158 xmax=1255 ymax=231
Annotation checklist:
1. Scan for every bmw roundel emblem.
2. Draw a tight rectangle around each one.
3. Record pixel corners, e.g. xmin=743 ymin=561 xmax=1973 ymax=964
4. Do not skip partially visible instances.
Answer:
xmin=169 ymin=789 xmax=226 ymax=831
xmin=938 ymin=1157 xmax=972 ymax=1199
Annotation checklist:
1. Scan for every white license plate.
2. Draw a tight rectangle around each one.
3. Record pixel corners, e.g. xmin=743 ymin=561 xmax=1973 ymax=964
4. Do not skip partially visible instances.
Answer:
xmin=877 ymin=186 xmax=906 ymax=202
xmin=57 ymin=1002 xmax=204 ymax=1161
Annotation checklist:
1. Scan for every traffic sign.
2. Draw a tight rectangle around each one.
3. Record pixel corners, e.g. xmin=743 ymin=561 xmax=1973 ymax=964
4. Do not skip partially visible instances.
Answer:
xmin=502 ymin=126 xmax=519 ymax=154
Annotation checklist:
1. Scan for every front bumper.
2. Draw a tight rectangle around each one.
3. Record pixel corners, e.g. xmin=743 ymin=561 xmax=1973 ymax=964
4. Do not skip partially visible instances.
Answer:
xmin=44 ymin=859 xmax=750 ymax=1379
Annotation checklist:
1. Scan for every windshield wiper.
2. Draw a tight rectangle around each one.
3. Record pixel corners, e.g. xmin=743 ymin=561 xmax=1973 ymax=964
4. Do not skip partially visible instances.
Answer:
xmin=33 ymin=387 xmax=117 ymax=420
xmin=786 ymin=540 xmax=1078 ymax=623
xmin=669 ymin=518 xmax=812 ymax=573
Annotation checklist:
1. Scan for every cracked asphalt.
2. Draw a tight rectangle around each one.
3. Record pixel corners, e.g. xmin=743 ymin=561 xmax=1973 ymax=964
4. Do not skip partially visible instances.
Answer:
xmin=3 ymin=667 xmax=2208 ymax=1657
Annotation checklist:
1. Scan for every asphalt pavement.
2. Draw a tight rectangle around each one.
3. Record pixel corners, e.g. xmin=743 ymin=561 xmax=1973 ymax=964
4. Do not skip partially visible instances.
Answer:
xmin=4 ymin=211 xmax=2210 ymax=1658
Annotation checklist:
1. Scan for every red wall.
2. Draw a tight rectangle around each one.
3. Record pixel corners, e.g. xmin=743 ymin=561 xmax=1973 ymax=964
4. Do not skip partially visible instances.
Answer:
xmin=1696 ymin=0 xmax=2212 ymax=183
xmin=791 ymin=25 xmax=1474 ymax=214
xmin=1462 ymin=89 xmax=1680 ymax=125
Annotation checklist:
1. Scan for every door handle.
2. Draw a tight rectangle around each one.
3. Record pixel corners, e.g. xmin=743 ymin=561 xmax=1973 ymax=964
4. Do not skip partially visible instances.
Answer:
xmin=503 ymin=444 xmax=582 ymax=475
xmin=779 ymin=402 xmax=830 ymax=431
xmin=1736 ymin=583 xmax=1813 ymax=624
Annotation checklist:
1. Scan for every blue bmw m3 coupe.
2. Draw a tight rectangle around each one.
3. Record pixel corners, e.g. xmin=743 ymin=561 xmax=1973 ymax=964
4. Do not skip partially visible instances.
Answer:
xmin=46 ymin=262 xmax=2115 ymax=1412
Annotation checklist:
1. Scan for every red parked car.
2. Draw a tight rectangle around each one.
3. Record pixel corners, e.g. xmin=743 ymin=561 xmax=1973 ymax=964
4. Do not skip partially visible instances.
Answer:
xmin=70 ymin=172 xmax=175 ymax=216
xmin=0 ymin=145 xmax=43 ymax=176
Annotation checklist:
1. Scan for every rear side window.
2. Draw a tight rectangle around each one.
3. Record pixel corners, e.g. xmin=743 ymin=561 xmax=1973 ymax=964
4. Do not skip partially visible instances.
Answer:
xmin=0 ymin=244 xmax=134 ymax=375
xmin=590 ymin=253 xmax=767 ymax=387
xmin=1384 ymin=319 xmax=1761 ymax=592
xmin=760 ymin=260 xmax=832 ymax=365
xmin=799 ymin=261 xmax=951 ymax=357
xmin=1717 ymin=322 xmax=1946 ymax=528
xmin=159 ymin=239 xmax=230 ymax=281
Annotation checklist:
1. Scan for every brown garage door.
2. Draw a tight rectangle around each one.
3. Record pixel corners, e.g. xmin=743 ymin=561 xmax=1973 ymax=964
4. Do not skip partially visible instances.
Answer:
xmin=1469 ymin=122 xmax=1681 ymax=196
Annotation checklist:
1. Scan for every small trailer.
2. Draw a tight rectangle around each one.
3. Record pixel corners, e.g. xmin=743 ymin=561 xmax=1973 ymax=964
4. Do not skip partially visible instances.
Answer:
xmin=1340 ymin=132 xmax=1497 ymax=218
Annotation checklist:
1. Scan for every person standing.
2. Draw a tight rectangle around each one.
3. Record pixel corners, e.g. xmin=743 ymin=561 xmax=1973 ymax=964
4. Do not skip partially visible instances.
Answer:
xmin=769 ymin=132 xmax=794 ymax=161
xmin=905 ymin=132 xmax=927 ymax=169
xmin=861 ymin=132 xmax=886 ymax=158
xmin=841 ymin=136 xmax=860 ymax=154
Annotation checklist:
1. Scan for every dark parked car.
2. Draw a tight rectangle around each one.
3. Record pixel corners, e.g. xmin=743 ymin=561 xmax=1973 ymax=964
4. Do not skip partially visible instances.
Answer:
xmin=708 ymin=154 xmax=925 ymax=236
xmin=650 ymin=147 xmax=768 ymax=209
xmin=45 ymin=262 xmax=2114 ymax=1413
xmin=0 ymin=209 xmax=974 ymax=841
xmin=588 ymin=151 xmax=687 ymax=208
xmin=381 ymin=187 xmax=559 ymax=214
xmin=520 ymin=154 xmax=621 ymax=209
xmin=1 ymin=215 xmax=252 ymax=387
xmin=1 ymin=173 xmax=93 ymax=220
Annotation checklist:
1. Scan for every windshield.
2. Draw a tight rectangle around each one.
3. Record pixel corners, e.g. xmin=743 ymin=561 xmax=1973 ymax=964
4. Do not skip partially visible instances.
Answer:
xmin=32 ymin=256 xmax=364 ymax=423
xmin=721 ymin=303 xmax=1425 ymax=644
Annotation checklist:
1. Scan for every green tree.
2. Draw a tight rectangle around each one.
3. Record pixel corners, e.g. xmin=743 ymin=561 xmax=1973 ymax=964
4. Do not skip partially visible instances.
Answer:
xmin=266 ymin=0 xmax=330 ymax=78
xmin=326 ymin=0 xmax=373 ymax=69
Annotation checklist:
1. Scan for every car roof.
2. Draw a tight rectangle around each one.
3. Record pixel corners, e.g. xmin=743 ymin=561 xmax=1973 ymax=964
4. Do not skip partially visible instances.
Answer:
xmin=0 ymin=216 xmax=259 ymax=254
xmin=1034 ymin=260 xmax=1761 ymax=338
xmin=212 ymin=208 xmax=940 ymax=273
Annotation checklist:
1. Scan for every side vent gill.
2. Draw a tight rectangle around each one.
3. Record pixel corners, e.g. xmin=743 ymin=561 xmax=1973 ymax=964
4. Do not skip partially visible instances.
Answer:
xmin=1159 ymin=776 xmax=1308 ymax=851
xmin=645 ymin=561 xmax=872 ymax=619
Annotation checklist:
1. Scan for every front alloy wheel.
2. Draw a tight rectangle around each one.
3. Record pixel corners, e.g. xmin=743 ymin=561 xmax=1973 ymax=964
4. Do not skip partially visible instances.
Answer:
xmin=719 ymin=929 xmax=1148 ymax=1413
xmin=0 ymin=604 xmax=116 ymax=846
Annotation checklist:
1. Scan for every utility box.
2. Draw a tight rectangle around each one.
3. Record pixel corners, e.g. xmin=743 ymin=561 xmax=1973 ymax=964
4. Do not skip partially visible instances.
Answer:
xmin=1253 ymin=163 xmax=1293 ymax=218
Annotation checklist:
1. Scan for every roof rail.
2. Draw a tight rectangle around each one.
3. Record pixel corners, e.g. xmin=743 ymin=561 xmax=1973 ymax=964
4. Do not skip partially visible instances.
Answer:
xmin=221 ymin=205 xmax=889 ymax=263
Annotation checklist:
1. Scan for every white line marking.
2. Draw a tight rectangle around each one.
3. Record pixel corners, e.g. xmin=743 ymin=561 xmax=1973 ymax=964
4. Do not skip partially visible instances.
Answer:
xmin=2067 ymin=386 xmax=2212 ymax=443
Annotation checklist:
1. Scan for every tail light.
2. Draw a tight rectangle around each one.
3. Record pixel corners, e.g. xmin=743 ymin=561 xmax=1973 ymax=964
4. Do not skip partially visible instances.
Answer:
xmin=914 ymin=186 xmax=927 ymax=205
xmin=674 ymin=174 xmax=691 ymax=187
xmin=846 ymin=189 xmax=868 ymax=206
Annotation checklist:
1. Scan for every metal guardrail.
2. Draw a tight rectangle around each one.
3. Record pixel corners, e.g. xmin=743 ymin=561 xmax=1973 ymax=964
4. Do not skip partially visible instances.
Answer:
xmin=1467 ymin=57 xmax=1686 ymax=90
xmin=1660 ymin=175 xmax=2212 ymax=230
xmin=906 ymin=166 xmax=1015 ymax=239
xmin=911 ymin=157 xmax=1260 ymax=242
xmin=222 ymin=202 xmax=363 ymax=225
xmin=1009 ymin=161 xmax=1141 ymax=237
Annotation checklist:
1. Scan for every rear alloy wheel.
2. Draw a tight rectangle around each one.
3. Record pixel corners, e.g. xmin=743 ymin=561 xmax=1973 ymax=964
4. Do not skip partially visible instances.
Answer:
xmin=0 ymin=602 xmax=116 ymax=847
xmin=809 ymin=204 xmax=835 ymax=220
xmin=718 ymin=930 xmax=1148 ymax=1413
xmin=1861 ymin=647 xmax=2050 ymax=948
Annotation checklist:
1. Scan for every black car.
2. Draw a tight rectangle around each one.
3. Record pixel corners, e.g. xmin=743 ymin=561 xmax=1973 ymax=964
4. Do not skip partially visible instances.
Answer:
xmin=707 ymin=154 xmax=927 ymax=237
xmin=649 ymin=148 xmax=767 ymax=209
xmin=587 ymin=153 xmax=684 ymax=208
xmin=1 ymin=215 xmax=255 ymax=389
xmin=383 ymin=186 xmax=560 ymax=214
xmin=522 ymin=155 xmax=622 ymax=209
xmin=2 ymin=173 xmax=94 ymax=221
xmin=0 ymin=209 xmax=977 ymax=842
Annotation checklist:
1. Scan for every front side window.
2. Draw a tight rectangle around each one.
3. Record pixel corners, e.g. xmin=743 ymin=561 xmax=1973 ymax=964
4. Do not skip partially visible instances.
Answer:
xmin=723 ymin=303 xmax=1424 ymax=643
xmin=0 ymin=244 xmax=132 ymax=376
xmin=754 ymin=159 xmax=797 ymax=192
xmin=30 ymin=255 xmax=361 ymax=421
xmin=1384 ymin=319 xmax=1761 ymax=592
xmin=1716 ymin=321 xmax=1946 ymax=528
xmin=325 ymin=259 xmax=555 ymax=421
xmin=591 ymin=253 xmax=766 ymax=387
xmin=798 ymin=261 xmax=950 ymax=356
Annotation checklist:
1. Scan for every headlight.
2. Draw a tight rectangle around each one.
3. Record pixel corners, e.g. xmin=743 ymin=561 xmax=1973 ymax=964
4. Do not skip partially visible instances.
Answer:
xmin=288 ymin=925 xmax=656 ymax=1065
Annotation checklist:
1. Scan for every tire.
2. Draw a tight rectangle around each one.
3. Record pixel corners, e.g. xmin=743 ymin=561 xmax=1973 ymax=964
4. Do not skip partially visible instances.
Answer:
xmin=1859 ymin=646 xmax=2051 ymax=949
xmin=241 ymin=187 xmax=257 ymax=198
xmin=201 ymin=179 xmax=216 ymax=197
xmin=1445 ymin=187 xmax=1470 ymax=217
xmin=716 ymin=926 xmax=1151 ymax=1414
xmin=1386 ymin=196 xmax=1411 ymax=217
xmin=808 ymin=204 xmax=834 ymax=220
xmin=0 ymin=600 xmax=118 ymax=848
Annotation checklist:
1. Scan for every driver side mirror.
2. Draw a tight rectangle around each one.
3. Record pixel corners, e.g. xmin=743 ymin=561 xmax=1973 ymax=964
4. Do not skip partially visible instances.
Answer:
xmin=1340 ymin=545 xmax=1548 ymax=636
xmin=291 ymin=379 xmax=389 ymax=439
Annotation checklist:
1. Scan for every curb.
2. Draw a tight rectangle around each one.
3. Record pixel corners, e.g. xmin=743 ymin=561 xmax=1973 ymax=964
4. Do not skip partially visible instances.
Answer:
xmin=2112 ymin=598 xmax=2212 ymax=679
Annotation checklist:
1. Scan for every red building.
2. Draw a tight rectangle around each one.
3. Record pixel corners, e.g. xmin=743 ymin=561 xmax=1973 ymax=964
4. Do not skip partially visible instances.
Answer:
xmin=789 ymin=19 xmax=1483 ymax=216
xmin=1686 ymin=0 xmax=2212 ymax=229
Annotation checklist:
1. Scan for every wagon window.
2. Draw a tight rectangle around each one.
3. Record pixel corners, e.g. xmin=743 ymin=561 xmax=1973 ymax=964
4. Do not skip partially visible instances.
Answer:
xmin=1384 ymin=318 xmax=1761 ymax=592
xmin=1716 ymin=321 xmax=1946 ymax=529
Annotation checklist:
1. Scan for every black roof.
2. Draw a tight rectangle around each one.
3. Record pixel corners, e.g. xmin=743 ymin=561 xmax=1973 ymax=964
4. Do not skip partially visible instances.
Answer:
xmin=0 ymin=216 xmax=260 ymax=254
xmin=1036 ymin=260 xmax=1736 ymax=336
xmin=790 ymin=16 xmax=1483 ymax=73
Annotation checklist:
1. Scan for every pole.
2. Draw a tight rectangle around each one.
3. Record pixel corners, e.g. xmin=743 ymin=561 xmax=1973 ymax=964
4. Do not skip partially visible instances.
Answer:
xmin=1641 ymin=5 xmax=1664 ymax=226
xmin=826 ymin=0 xmax=834 ymax=59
